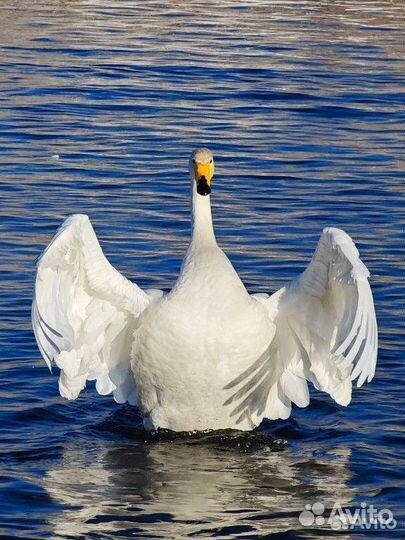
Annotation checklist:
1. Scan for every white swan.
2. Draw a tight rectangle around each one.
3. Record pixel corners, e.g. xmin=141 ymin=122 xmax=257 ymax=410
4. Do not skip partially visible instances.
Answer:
xmin=32 ymin=148 xmax=378 ymax=432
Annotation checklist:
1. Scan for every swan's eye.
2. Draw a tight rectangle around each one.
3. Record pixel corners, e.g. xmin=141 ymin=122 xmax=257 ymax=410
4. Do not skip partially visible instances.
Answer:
xmin=192 ymin=159 xmax=196 ymax=164
xmin=209 ymin=159 xmax=213 ymax=164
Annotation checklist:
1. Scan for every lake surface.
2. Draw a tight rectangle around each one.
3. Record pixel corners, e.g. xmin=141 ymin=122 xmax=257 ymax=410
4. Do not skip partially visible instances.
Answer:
xmin=0 ymin=0 xmax=404 ymax=538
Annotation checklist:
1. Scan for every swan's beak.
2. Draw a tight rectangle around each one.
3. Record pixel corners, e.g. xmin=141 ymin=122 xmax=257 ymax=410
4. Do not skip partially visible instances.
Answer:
xmin=195 ymin=162 xmax=213 ymax=196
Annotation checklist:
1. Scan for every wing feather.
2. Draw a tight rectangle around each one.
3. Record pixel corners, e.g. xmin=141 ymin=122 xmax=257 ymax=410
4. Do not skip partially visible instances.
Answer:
xmin=32 ymin=214 xmax=151 ymax=403
xmin=228 ymin=228 xmax=377 ymax=422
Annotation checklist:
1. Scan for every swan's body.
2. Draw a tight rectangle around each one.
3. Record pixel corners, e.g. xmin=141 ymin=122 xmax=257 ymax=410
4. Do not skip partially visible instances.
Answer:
xmin=134 ymin=240 xmax=273 ymax=431
xmin=32 ymin=149 xmax=378 ymax=432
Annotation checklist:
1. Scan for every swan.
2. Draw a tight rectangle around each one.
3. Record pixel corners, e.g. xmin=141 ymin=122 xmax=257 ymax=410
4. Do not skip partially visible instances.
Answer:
xmin=32 ymin=148 xmax=378 ymax=432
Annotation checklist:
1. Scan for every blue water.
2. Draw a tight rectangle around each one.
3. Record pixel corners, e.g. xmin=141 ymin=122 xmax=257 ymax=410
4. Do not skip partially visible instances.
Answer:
xmin=0 ymin=1 xmax=404 ymax=538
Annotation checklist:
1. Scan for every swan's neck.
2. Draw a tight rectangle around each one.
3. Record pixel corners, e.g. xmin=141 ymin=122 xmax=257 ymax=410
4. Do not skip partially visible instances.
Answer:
xmin=191 ymin=186 xmax=216 ymax=246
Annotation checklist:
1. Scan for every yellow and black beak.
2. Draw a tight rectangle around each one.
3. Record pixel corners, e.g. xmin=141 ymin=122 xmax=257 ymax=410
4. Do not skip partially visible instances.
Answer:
xmin=195 ymin=162 xmax=213 ymax=196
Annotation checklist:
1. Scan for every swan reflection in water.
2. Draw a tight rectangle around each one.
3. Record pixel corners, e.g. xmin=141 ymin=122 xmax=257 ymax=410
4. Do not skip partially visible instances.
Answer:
xmin=42 ymin=430 xmax=355 ymax=538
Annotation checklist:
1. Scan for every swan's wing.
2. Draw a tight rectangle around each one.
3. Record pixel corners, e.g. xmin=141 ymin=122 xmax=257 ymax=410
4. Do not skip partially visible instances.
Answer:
xmin=32 ymin=214 xmax=152 ymax=404
xmin=226 ymin=228 xmax=377 ymax=423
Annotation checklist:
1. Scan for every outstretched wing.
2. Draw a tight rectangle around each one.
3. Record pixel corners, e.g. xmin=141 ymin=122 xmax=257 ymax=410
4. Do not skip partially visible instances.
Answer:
xmin=226 ymin=228 xmax=377 ymax=423
xmin=32 ymin=214 xmax=152 ymax=404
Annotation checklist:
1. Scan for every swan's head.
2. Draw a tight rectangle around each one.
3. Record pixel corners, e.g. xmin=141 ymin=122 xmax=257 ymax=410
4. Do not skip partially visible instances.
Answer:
xmin=189 ymin=148 xmax=215 ymax=196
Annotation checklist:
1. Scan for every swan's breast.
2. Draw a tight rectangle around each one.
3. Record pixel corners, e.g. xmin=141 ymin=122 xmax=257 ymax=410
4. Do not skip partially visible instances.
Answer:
xmin=132 ymin=287 xmax=272 ymax=418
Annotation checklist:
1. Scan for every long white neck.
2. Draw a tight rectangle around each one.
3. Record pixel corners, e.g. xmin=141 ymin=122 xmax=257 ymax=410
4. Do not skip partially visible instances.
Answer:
xmin=191 ymin=183 xmax=216 ymax=246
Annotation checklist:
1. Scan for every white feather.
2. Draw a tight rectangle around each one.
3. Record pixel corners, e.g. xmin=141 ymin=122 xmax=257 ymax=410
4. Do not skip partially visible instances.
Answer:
xmin=32 ymin=214 xmax=151 ymax=404
xmin=261 ymin=227 xmax=377 ymax=410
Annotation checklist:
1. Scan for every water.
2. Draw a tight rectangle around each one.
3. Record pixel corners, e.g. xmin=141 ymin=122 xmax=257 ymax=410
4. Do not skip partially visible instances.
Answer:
xmin=0 ymin=0 xmax=404 ymax=538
